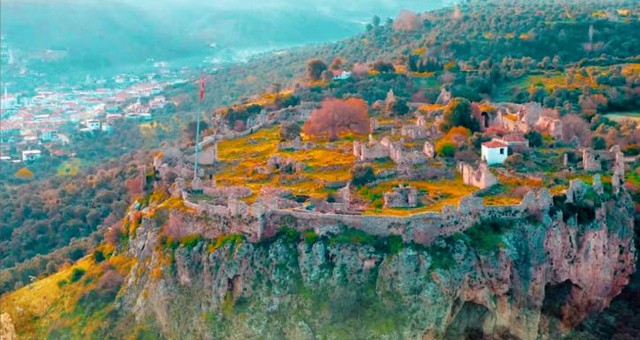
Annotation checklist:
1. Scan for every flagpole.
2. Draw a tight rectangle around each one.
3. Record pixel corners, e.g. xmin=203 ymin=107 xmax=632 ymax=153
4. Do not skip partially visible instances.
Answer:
xmin=194 ymin=75 xmax=202 ymax=182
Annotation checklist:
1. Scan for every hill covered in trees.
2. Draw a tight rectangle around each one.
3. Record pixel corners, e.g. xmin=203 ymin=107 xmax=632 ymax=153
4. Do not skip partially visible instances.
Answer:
xmin=190 ymin=0 xmax=640 ymax=109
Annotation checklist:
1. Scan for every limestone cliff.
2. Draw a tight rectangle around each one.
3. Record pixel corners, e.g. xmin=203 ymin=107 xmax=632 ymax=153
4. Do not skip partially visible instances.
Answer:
xmin=117 ymin=189 xmax=636 ymax=340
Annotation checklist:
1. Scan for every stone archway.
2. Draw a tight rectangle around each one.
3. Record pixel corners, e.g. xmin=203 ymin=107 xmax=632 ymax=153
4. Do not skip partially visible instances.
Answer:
xmin=481 ymin=111 xmax=490 ymax=129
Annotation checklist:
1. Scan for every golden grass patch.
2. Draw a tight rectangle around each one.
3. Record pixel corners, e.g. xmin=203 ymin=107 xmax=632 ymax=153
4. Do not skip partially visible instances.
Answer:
xmin=409 ymin=71 xmax=436 ymax=77
xmin=216 ymin=125 xmax=358 ymax=201
xmin=483 ymin=196 xmax=522 ymax=206
xmin=418 ymin=104 xmax=445 ymax=112
xmin=497 ymin=173 xmax=544 ymax=188
xmin=360 ymin=178 xmax=477 ymax=216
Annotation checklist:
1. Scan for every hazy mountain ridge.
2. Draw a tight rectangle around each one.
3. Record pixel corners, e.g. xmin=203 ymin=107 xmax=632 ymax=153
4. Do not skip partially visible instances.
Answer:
xmin=0 ymin=0 xmax=446 ymax=78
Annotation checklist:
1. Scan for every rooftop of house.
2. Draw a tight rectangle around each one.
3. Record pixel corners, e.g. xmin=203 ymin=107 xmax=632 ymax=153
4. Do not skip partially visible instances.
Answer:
xmin=482 ymin=141 xmax=508 ymax=148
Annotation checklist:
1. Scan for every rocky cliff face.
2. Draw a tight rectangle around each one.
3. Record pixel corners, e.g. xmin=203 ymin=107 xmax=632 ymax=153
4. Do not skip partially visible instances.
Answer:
xmin=117 ymin=191 xmax=636 ymax=340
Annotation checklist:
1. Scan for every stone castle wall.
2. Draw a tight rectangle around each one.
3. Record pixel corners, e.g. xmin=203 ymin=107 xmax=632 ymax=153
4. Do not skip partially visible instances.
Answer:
xmin=176 ymin=185 xmax=563 ymax=246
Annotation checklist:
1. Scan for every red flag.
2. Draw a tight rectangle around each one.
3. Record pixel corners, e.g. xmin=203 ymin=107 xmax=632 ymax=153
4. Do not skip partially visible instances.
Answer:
xmin=199 ymin=76 xmax=205 ymax=101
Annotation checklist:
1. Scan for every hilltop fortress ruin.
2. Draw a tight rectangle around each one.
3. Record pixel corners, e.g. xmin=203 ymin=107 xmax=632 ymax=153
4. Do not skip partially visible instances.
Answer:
xmin=147 ymin=149 xmax=624 ymax=248
xmin=140 ymin=98 xmax=630 ymax=247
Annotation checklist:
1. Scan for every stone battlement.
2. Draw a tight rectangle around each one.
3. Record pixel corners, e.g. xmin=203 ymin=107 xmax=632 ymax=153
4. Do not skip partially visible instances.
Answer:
xmin=171 ymin=181 xmax=576 ymax=245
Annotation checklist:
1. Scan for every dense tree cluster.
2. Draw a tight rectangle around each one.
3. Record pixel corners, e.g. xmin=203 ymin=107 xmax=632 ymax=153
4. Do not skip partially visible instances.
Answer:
xmin=0 ymin=151 xmax=149 ymax=292
xmin=441 ymin=98 xmax=480 ymax=132
xmin=306 ymin=59 xmax=328 ymax=82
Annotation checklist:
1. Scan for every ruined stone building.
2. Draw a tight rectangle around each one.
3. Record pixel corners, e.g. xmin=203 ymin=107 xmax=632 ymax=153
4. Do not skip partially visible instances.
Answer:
xmin=401 ymin=125 xmax=427 ymax=140
xmin=478 ymin=102 xmax=563 ymax=139
xmin=384 ymin=184 xmax=419 ymax=208
xmin=458 ymin=162 xmax=499 ymax=189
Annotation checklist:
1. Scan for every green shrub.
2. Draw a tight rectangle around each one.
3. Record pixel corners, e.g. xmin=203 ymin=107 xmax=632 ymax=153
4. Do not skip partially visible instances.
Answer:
xmin=332 ymin=228 xmax=376 ymax=246
xmin=504 ymin=153 xmax=524 ymax=169
xmin=278 ymin=226 xmax=301 ymax=243
xmin=441 ymin=98 xmax=480 ymax=132
xmin=75 ymin=288 xmax=116 ymax=316
xmin=303 ymin=230 xmax=320 ymax=244
xmin=180 ymin=234 xmax=202 ymax=248
xmin=385 ymin=235 xmax=404 ymax=255
xmin=591 ymin=136 xmax=606 ymax=150
xmin=93 ymin=250 xmax=106 ymax=263
xmin=351 ymin=165 xmax=376 ymax=186
xmin=426 ymin=245 xmax=455 ymax=271
xmin=70 ymin=268 xmax=86 ymax=283
xmin=550 ymin=193 xmax=598 ymax=225
xmin=67 ymin=247 xmax=86 ymax=261
xmin=525 ymin=130 xmax=543 ymax=148
xmin=436 ymin=142 xmax=456 ymax=158
xmin=463 ymin=219 xmax=514 ymax=254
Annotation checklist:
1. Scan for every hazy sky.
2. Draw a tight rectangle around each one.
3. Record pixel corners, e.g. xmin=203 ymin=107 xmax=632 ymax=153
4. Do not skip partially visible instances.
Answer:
xmin=120 ymin=0 xmax=450 ymax=14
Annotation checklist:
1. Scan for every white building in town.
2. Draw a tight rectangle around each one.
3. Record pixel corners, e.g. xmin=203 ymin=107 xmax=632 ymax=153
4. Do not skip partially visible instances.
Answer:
xmin=22 ymin=149 xmax=42 ymax=162
xmin=84 ymin=119 xmax=101 ymax=131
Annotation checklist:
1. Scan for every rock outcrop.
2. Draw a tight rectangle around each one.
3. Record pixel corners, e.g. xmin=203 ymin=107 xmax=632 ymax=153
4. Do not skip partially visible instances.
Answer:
xmin=0 ymin=313 xmax=16 ymax=340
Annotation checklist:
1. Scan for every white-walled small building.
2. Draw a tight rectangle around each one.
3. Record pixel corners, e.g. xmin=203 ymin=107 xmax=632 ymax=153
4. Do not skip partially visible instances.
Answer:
xmin=332 ymin=70 xmax=352 ymax=81
xmin=40 ymin=130 xmax=60 ymax=142
xmin=84 ymin=119 xmax=102 ymax=131
xmin=22 ymin=149 xmax=42 ymax=162
xmin=481 ymin=141 xmax=508 ymax=165
xmin=101 ymin=124 xmax=114 ymax=133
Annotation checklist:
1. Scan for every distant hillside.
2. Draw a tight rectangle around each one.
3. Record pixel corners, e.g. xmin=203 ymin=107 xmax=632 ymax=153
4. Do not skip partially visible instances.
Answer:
xmin=0 ymin=0 xmax=446 ymax=79
xmin=0 ymin=1 xmax=191 ymax=71
xmin=188 ymin=0 xmax=640 ymax=109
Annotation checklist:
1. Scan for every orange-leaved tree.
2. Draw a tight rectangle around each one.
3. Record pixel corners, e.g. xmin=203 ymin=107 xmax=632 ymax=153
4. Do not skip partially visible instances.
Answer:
xmin=14 ymin=167 xmax=34 ymax=180
xmin=304 ymin=98 xmax=370 ymax=141
xmin=393 ymin=10 xmax=421 ymax=32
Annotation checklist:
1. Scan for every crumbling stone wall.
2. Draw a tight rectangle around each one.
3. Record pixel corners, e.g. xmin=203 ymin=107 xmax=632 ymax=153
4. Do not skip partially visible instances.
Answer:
xmin=424 ymin=141 xmax=435 ymax=159
xmin=435 ymin=88 xmax=452 ymax=105
xmin=354 ymin=136 xmax=428 ymax=166
xmin=535 ymin=117 xmax=563 ymax=139
xmin=277 ymin=136 xmax=314 ymax=151
xmin=401 ymin=125 xmax=427 ymax=139
xmin=582 ymin=146 xmax=626 ymax=178
xmin=175 ymin=175 xmax=609 ymax=248
xmin=353 ymin=138 xmax=390 ymax=161
xmin=583 ymin=148 xmax=602 ymax=172
xmin=263 ymin=189 xmax=556 ymax=245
